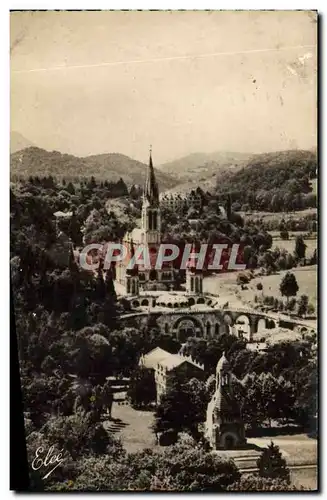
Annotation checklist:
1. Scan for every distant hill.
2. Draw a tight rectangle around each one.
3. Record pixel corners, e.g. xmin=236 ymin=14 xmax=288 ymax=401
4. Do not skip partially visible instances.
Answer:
xmin=10 ymin=131 xmax=35 ymax=154
xmin=215 ymin=149 xmax=317 ymax=195
xmin=158 ymin=152 xmax=251 ymax=185
xmin=10 ymin=147 xmax=178 ymax=190
xmin=158 ymin=151 xmax=251 ymax=182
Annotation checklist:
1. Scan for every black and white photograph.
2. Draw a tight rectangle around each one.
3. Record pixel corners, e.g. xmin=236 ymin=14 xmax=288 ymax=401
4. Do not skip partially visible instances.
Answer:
xmin=10 ymin=9 xmax=318 ymax=492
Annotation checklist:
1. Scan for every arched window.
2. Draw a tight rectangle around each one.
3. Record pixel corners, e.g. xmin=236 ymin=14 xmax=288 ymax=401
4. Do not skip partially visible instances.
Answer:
xmin=165 ymin=323 xmax=169 ymax=333
xmin=149 ymin=269 xmax=157 ymax=281
xmin=215 ymin=323 xmax=219 ymax=335
xmin=221 ymin=373 xmax=229 ymax=386
xmin=148 ymin=211 xmax=153 ymax=230
xmin=206 ymin=322 xmax=211 ymax=337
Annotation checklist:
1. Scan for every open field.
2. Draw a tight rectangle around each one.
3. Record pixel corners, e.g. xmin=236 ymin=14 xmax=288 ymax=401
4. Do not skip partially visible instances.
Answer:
xmin=248 ymin=434 xmax=317 ymax=467
xmin=204 ymin=265 xmax=317 ymax=311
xmin=104 ymin=402 xmax=157 ymax=454
xmin=223 ymin=434 xmax=318 ymax=490
xmin=271 ymin=238 xmax=317 ymax=258
xmin=240 ymin=208 xmax=317 ymax=223
xmin=249 ymin=266 xmax=317 ymax=311
xmin=291 ymin=467 xmax=318 ymax=490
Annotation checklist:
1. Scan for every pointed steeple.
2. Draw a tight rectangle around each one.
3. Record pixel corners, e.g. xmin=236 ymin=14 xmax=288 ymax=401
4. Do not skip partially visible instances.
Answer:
xmin=144 ymin=146 xmax=159 ymax=206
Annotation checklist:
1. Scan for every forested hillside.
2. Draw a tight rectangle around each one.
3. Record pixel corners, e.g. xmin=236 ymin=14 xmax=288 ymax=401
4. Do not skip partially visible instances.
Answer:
xmin=216 ymin=150 xmax=317 ymax=212
xmin=10 ymin=147 xmax=178 ymax=190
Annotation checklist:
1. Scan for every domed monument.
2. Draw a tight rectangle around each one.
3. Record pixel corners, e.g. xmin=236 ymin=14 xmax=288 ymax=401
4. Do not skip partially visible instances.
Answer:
xmin=205 ymin=353 xmax=246 ymax=449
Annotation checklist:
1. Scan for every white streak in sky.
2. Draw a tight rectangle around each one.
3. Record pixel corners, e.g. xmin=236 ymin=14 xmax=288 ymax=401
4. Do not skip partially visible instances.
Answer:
xmin=12 ymin=44 xmax=316 ymax=74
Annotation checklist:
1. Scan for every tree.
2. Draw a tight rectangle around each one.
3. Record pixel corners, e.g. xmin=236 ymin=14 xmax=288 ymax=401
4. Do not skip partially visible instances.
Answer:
xmin=311 ymin=248 xmax=317 ymax=265
xmin=297 ymin=294 xmax=309 ymax=318
xmin=43 ymin=411 xmax=122 ymax=460
xmin=287 ymin=297 xmax=297 ymax=312
xmin=153 ymin=376 xmax=208 ymax=439
xmin=279 ymin=272 xmax=299 ymax=304
xmin=307 ymin=303 xmax=315 ymax=316
xmin=259 ymin=373 xmax=280 ymax=426
xmin=285 ymin=253 xmax=295 ymax=270
xmin=127 ymin=367 xmax=156 ymax=408
xmin=280 ymin=229 xmax=289 ymax=240
xmin=257 ymin=441 xmax=290 ymax=483
xmin=73 ymin=440 xmax=240 ymax=492
xmin=239 ymin=374 xmax=265 ymax=428
xmin=294 ymin=235 xmax=307 ymax=260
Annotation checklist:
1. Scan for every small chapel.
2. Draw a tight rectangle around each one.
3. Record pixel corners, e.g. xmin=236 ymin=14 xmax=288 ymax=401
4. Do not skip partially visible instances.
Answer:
xmin=205 ymin=353 xmax=247 ymax=450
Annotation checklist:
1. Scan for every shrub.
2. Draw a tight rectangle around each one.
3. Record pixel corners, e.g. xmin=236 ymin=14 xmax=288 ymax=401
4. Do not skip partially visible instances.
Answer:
xmin=237 ymin=272 xmax=250 ymax=285
xmin=280 ymin=230 xmax=289 ymax=240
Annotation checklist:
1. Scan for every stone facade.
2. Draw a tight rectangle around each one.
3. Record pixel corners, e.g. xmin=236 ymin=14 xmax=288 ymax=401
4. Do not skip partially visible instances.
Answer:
xmin=139 ymin=347 xmax=204 ymax=403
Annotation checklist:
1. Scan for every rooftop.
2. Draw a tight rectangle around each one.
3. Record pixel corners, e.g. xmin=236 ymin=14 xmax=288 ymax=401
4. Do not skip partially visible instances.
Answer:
xmin=159 ymin=353 xmax=204 ymax=371
xmin=139 ymin=347 xmax=171 ymax=369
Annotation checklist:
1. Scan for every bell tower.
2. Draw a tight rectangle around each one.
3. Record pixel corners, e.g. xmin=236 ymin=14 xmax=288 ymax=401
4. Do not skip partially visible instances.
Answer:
xmin=141 ymin=147 xmax=161 ymax=244
xmin=186 ymin=242 xmax=203 ymax=295
xmin=125 ymin=239 xmax=139 ymax=296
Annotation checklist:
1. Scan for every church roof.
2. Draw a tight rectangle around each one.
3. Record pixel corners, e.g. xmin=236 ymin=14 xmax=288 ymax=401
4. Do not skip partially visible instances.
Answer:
xmin=212 ymin=388 xmax=241 ymax=417
xmin=216 ymin=352 xmax=230 ymax=372
xmin=139 ymin=347 xmax=171 ymax=369
xmin=159 ymin=354 xmax=204 ymax=371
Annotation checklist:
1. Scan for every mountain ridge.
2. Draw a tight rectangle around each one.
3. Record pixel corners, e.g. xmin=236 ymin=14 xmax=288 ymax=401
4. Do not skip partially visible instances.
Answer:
xmin=10 ymin=146 xmax=178 ymax=191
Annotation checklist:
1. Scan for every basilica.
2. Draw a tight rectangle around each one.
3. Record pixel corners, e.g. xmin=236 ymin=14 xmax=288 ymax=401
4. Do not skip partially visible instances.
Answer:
xmin=115 ymin=150 xmax=203 ymax=296
xmin=114 ymin=152 xmax=285 ymax=345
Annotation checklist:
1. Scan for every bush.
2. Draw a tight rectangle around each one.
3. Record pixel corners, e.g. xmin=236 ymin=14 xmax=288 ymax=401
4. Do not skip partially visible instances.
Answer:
xmin=280 ymin=230 xmax=289 ymax=240
xmin=257 ymin=441 xmax=290 ymax=483
xmin=158 ymin=429 xmax=178 ymax=446
xmin=237 ymin=272 xmax=250 ymax=285
xmin=307 ymin=303 xmax=315 ymax=315
xmin=228 ymin=475 xmax=303 ymax=491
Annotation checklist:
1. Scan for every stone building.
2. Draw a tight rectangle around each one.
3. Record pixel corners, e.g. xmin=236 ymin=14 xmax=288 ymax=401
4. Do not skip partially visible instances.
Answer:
xmin=139 ymin=347 xmax=204 ymax=403
xmin=205 ymin=353 xmax=246 ymax=449
xmin=115 ymin=150 xmax=175 ymax=291
xmin=160 ymin=187 xmax=205 ymax=213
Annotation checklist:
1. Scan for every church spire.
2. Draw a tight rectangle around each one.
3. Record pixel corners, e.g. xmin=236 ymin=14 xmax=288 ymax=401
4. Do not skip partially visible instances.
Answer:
xmin=144 ymin=146 xmax=159 ymax=206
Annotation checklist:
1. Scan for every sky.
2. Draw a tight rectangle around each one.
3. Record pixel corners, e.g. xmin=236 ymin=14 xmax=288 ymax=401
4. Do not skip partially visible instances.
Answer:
xmin=10 ymin=10 xmax=317 ymax=164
